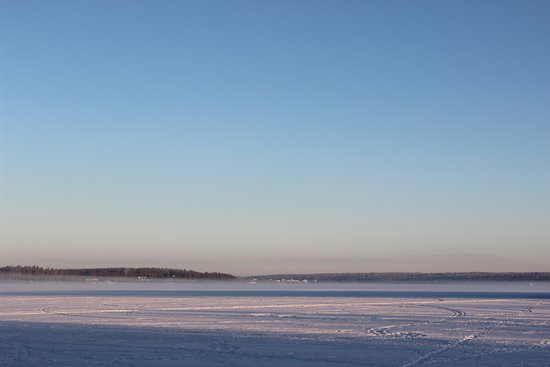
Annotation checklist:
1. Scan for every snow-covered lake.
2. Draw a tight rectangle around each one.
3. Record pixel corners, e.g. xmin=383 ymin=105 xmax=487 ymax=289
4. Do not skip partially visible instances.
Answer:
xmin=1 ymin=282 xmax=549 ymax=366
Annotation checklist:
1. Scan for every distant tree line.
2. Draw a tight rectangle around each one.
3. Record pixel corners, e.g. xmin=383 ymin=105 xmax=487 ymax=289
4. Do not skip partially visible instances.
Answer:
xmin=250 ymin=272 xmax=550 ymax=282
xmin=0 ymin=265 xmax=236 ymax=280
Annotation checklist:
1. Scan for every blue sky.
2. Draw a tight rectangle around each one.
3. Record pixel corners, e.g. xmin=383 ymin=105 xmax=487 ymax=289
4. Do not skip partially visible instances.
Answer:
xmin=1 ymin=0 xmax=549 ymax=275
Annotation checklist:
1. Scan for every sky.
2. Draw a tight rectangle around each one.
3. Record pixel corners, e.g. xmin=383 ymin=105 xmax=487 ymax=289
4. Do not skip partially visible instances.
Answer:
xmin=1 ymin=0 xmax=549 ymax=276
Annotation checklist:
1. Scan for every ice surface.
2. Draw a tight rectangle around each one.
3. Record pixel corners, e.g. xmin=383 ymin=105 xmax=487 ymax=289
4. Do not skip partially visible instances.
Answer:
xmin=1 ymin=282 xmax=549 ymax=366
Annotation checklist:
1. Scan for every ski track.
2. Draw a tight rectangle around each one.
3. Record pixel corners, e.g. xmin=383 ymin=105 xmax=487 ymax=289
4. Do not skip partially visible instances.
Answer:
xmin=400 ymin=301 xmax=547 ymax=367
xmin=365 ymin=300 xmax=467 ymax=339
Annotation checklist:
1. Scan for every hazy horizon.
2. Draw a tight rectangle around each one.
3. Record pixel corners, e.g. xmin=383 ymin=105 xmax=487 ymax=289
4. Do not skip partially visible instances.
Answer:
xmin=1 ymin=1 xmax=549 ymax=276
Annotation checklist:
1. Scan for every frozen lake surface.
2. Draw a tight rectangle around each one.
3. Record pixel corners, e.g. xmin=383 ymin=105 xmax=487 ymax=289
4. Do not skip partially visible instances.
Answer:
xmin=1 ymin=282 xmax=549 ymax=366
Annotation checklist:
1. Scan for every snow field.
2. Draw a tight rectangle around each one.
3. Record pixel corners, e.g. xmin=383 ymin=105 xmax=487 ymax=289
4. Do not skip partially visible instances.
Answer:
xmin=1 ymin=295 xmax=549 ymax=366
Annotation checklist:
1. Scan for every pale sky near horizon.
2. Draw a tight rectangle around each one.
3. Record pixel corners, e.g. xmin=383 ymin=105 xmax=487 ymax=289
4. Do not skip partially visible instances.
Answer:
xmin=1 ymin=0 xmax=549 ymax=276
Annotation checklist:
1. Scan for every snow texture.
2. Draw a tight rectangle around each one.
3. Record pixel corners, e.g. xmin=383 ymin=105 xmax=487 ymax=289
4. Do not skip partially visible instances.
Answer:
xmin=1 ymin=286 xmax=549 ymax=366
